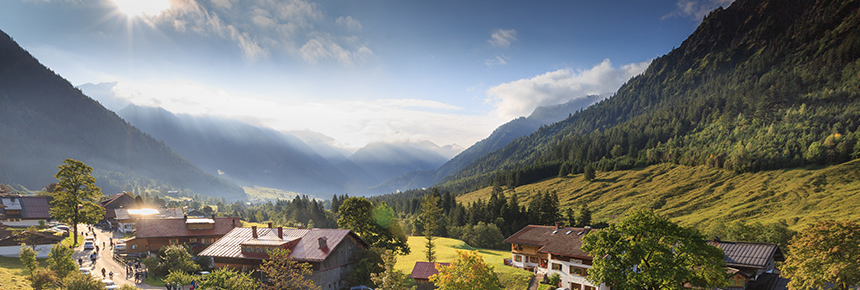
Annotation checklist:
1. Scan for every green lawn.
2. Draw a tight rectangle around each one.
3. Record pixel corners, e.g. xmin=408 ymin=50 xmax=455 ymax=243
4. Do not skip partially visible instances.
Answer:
xmin=395 ymin=236 xmax=532 ymax=290
xmin=0 ymin=256 xmax=47 ymax=290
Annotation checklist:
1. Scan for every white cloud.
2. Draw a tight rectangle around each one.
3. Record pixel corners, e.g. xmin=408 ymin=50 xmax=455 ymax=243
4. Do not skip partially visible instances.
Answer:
xmin=336 ymin=16 xmax=362 ymax=31
xmin=150 ymin=0 xmax=370 ymax=63
xmin=663 ymin=0 xmax=734 ymax=21
xmin=485 ymin=55 xmax=508 ymax=66
xmin=488 ymin=29 xmax=517 ymax=48
xmin=102 ymin=80 xmax=497 ymax=150
xmin=486 ymin=58 xmax=652 ymax=119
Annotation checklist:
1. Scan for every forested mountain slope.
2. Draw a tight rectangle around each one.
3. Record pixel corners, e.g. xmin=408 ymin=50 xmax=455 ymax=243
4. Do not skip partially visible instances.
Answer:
xmin=455 ymin=160 xmax=860 ymax=231
xmin=438 ymin=0 xmax=860 ymax=193
xmin=0 ymin=29 xmax=245 ymax=199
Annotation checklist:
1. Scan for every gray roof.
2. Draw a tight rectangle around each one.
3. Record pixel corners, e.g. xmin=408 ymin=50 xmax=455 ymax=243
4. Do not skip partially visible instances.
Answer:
xmin=710 ymin=240 xmax=783 ymax=269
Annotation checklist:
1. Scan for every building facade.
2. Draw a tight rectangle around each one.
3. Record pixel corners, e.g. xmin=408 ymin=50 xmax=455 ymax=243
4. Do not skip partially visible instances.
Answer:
xmin=198 ymin=226 xmax=368 ymax=290
xmin=505 ymin=225 xmax=609 ymax=290
xmin=124 ymin=216 xmax=239 ymax=255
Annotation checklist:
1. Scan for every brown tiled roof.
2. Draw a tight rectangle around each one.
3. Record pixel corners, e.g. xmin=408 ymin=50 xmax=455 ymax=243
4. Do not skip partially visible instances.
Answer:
xmin=504 ymin=225 xmax=592 ymax=258
xmin=709 ymin=240 xmax=783 ymax=269
xmin=134 ymin=217 xmax=239 ymax=238
xmin=410 ymin=262 xmax=449 ymax=280
xmin=99 ymin=193 xmax=133 ymax=208
xmin=0 ymin=231 xmax=64 ymax=246
xmin=198 ymin=227 xmax=368 ymax=262
xmin=20 ymin=196 xmax=51 ymax=219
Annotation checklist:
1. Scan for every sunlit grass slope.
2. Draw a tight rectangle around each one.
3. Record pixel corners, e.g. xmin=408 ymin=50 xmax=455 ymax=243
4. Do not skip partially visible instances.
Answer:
xmin=243 ymin=186 xmax=303 ymax=202
xmin=396 ymin=236 xmax=532 ymax=290
xmin=457 ymin=160 xmax=860 ymax=230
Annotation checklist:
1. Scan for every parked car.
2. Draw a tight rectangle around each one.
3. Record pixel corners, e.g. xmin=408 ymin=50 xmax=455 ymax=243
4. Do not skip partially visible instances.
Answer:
xmin=114 ymin=243 xmax=126 ymax=254
xmin=79 ymin=268 xmax=91 ymax=275
xmin=83 ymin=241 xmax=94 ymax=250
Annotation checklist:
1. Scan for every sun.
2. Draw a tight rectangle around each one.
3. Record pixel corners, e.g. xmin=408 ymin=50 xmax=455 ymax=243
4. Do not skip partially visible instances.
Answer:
xmin=113 ymin=0 xmax=171 ymax=17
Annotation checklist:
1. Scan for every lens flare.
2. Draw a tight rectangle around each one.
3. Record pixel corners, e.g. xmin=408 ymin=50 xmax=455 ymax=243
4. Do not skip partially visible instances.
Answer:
xmin=113 ymin=0 xmax=171 ymax=17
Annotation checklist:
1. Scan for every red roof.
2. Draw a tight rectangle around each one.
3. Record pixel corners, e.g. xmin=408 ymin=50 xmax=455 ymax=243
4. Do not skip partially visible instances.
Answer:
xmin=410 ymin=262 xmax=449 ymax=280
xmin=199 ymin=227 xmax=368 ymax=262
xmin=504 ymin=225 xmax=593 ymax=259
xmin=99 ymin=192 xmax=134 ymax=208
xmin=134 ymin=217 xmax=239 ymax=238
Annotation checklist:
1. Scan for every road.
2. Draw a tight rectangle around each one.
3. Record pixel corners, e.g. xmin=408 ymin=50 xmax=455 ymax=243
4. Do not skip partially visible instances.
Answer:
xmin=72 ymin=224 xmax=161 ymax=290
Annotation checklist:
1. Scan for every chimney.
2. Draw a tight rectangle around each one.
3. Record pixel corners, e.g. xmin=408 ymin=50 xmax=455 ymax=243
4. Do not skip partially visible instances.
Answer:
xmin=268 ymin=222 xmax=273 ymax=228
xmin=278 ymin=227 xmax=283 ymax=239
xmin=555 ymin=222 xmax=560 ymax=229
xmin=211 ymin=214 xmax=215 ymax=219
xmin=318 ymin=236 xmax=327 ymax=249
xmin=252 ymin=226 xmax=258 ymax=239
xmin=714 ymin=236 xmax=721 ymax=242
xmin=583 ymin=226 xmax=592 ymax=236
xmin=184 ymin=214 xmax=187 ymax=220
xmin=232 ymin=218 xmax=235 ymax=227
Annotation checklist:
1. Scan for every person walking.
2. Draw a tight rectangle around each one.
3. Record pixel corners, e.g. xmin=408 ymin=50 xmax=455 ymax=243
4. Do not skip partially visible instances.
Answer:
xmin=101 ymin=267 xmax=106 ymax=278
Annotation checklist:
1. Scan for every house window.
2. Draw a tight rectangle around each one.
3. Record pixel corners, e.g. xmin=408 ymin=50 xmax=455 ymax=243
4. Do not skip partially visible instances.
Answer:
xmin=514 ymin=255 xmax=522 ymax=262
xmin=551 ymin=263 xmax=562 ymax=271
xmin=189 ymin=238 xmax=198 ymax=243
xmin=570 ymin=266 xmax=588 ymax=277
xmin=529 ymin=256 xmax=539 ymax=263
xmin=729 ymin=275 xmax=745 ymax=287
xmin=169 ymin=239 xmax=179 ymax=245
xmin=571 ymin=283 xmax=581 ymax=290
xmin=584 ymin=286 xmax=595 ymax=290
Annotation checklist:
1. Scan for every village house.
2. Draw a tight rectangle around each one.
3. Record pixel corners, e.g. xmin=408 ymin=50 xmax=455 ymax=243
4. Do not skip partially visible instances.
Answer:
xmin=505 ymin=225 xmax=608 ymax=290
xmin=99 ymin=192 xmax=136 ymax=224
xmin=505 ymin=225 xmax=789 ymax=290
xmin=410 ymin=261 xmax=449 ymax=290
xmin=0 ymin=230 xmax=65 ymax=258
xmin=1 ymin=195 xmax=52 ymax=227
xmin=114 ymin=208 xmax=184 ymax=233
xmin=124 ymin=215 xmax=239 ymax=255
xmin=710 ymin=239 xmax=788 ymax=290
xmin=198 ymin=225 xmax=368 ymax=290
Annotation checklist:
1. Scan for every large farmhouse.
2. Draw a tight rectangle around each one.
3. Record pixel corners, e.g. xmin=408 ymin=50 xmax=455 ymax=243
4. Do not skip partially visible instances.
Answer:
xmin=198 ymin=225 xmax=368 ymax=290
xmin=505 ymin=225 xmax=789 ymax=290
xmin=124 ymin=216 xmax=239 ymax=255
xmin=504 ymin=225 xmax=608 ymax=290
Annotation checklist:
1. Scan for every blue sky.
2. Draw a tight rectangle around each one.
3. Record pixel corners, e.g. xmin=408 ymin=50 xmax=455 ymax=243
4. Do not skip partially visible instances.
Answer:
xmin=0 ymin=0 xmax=731 ymax=151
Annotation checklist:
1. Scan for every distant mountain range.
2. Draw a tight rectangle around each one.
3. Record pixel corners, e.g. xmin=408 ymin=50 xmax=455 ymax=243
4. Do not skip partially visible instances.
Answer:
xmin=79 ymin=83 xmax=597 ymax=196
xmin=0 ymin=29 xmax=245 ymax=200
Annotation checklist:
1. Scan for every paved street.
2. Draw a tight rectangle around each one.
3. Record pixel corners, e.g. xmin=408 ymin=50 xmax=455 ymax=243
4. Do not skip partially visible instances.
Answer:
xmin=72 ymin=224 xmax=161 ymax=290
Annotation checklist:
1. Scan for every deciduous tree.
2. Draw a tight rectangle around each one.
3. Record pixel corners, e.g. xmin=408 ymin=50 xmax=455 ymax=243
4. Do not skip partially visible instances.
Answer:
xmin=46 ymin=243 xmax=76 ymax=280
xmin=430 ymin=250 xmax=502 ymax=290
xmin=370 ymin=250 xmax=416 ymax=290
xmin=261 ymin=248 xmax=319 ymax=290
xmin=197 ymin=267 xmax=257 ymax=290
xmin=782 ymin=220 xmax=860 ymax=290
xmin=19 ymin=243 xmax=38 ymax=274
xmin=50 ymin=159 xmax=105 ymax=246
xmin=338 ymin=197 xmax=409 ymax=255
xmin=581 ymin=210 xmax=726 ymax=289
xmin=62 ymin=271 xmax=104 ymax=290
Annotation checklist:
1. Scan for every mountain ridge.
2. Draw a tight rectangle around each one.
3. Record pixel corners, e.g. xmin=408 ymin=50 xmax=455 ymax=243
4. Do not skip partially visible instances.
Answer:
xmin=0 ymin=29 xmax=245 ymax=199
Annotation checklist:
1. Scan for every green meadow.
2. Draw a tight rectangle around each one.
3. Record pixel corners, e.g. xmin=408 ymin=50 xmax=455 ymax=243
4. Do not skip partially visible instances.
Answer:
xmin=457 ymin=160 xmax=860 ymax=230
xmin=396 ymin=236 xmax=532 ymax=290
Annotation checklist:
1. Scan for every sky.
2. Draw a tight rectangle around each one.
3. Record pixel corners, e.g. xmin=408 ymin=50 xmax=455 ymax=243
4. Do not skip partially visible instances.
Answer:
xmin=0 ymin=0 xmax=732 ymax=152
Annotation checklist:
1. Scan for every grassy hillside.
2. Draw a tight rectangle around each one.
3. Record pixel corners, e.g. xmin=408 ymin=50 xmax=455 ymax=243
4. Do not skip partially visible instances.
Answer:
xmin=243 ymin=186 xmax=303 ymax=202
xmin=396 ymin=236 xmax=532 ymax=290
xmin=457 ymin=160 xmax=860 ymax=230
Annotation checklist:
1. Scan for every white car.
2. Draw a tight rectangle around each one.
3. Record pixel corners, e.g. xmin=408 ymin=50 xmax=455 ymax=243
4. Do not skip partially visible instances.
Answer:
xmin=79 ymin=268 xmax=91 ymax=275
xmin=102 ymin=279 xmax=119 ymax=290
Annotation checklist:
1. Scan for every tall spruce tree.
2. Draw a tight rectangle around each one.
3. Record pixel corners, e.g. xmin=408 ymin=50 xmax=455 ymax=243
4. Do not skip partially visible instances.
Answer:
xmin=422 ymin=192 xmax=442 ymax=262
